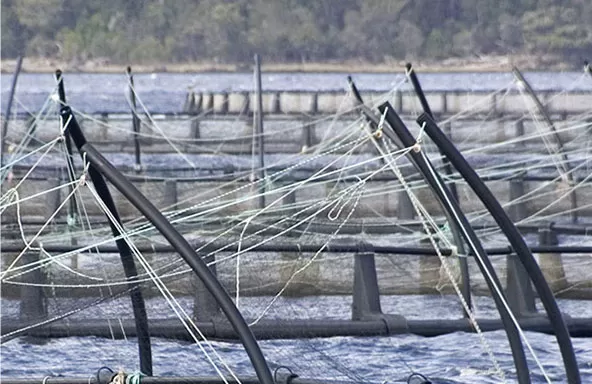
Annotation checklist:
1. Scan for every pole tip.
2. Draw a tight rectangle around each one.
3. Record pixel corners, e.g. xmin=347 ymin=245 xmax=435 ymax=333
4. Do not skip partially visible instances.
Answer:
xmin=405 ymin=63 xmax=412 ymax=71
xmin=55 ymin=69 xmax=62 ymax=78
xmin=126 ymin=66 xmax=132 ymax=74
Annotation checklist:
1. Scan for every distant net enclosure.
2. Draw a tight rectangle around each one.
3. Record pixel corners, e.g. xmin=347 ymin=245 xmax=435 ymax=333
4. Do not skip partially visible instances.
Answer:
xmin=1 ymin=66 xmax=592 ymax=384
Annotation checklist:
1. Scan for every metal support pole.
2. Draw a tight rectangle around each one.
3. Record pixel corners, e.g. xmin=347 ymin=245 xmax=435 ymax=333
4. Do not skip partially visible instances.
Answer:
xmin=55 ymin=71 xmax=78 ymax=231
xmin=378 ymin=103 xmax=531 ymax=384
xmin=127 ymin=66 xmax=142 ymax=173
xmin=254 ymin=54 xmax=266 ymax=208
xmin=61 ymin=101 xmax=273 ymax=384
xmin=418 ymin=111 xmax=581 ymax=384
xmin=1 ymin=55 xmax=23 ymax=170
xmin=401 ymin=64 xmax=471 ymax=316
xmin=57 ymin=75 xmax=152 ymax=376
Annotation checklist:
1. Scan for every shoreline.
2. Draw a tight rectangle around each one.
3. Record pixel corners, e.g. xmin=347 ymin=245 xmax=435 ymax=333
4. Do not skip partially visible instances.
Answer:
xmin=0 ymin=54 xmax=579 ymax=74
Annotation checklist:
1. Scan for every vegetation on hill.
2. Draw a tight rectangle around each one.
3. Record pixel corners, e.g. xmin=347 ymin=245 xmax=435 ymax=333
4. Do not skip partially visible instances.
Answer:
xmin=2 ymin=0 xmax=591 ymax=67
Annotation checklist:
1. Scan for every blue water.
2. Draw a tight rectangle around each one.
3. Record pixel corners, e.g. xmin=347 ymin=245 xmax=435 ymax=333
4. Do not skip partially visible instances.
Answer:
xmin=1 ymin=71 xmax=591 ymax=114
xmin=2 ymin=295 xmax=592 ymax=383
xmin=2 ymin=71 xmax=592 ymax=382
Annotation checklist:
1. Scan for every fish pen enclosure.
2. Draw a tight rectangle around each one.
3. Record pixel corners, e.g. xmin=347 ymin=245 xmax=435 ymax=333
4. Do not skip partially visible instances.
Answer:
xmin=2 ymin=64 xmax=592 ymax=384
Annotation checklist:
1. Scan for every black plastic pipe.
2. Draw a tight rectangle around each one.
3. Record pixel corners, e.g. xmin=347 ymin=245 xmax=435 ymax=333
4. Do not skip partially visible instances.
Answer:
xmin=3 ymin=242 xmax=592 ymax=257
xmin=418 ymin=112 xmax=581 ymax=384
xmin=69 ymin=137 xmax=273 ymax=384
xmin=59 ymin=103 xmax=153 ymax=375
xmin=377 ymin=102 xmax=531 ymax=384
xmin=3 ymin=317 xmax=591 ymax=341
xmin=55 ymin=71 xmax=79 ymax=228
xmin=1 ymin=55 xmax=23 ymax=169
xmin=512 ymin=67 xmax=578 ymax=223
xmin=126 ymin=66 xmax=142 ymax=172
xmin=348 ymin=75 xmax=470 ymax=315
xmin=403 ymin=64 xmax=471 ymax=315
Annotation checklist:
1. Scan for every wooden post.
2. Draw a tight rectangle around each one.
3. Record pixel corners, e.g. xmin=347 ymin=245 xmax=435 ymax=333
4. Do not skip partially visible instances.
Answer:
xmin=352 ymin=243 xmax=382 ymax=320
xmin=506 ymin=174 xmax=536 ymax=316
xmin=397 ymin=190 xmax=415 ymax=220
xmin=192 ymin=254 xmax=220 ymax=322
xmin=19 ymin=251 xmax=47 ymax=322
xmin=254 ymin=54 xmax=266 ymax=209
xmin=394 ymin=90 xmax=403 ymax=112
xmin=126 ymin=67 xmax=142 ymax=173
xmin=539 ymin=227 xmax=568 ymax=292
xmin=45 ymin=177 xmax=62 ymax=221
xmin=515 ymin=119 xmax=525 ymax=147
xmin=163 ymin=179 xmax=178 ymax=210
xmin=419 ymin=237 xmax=440 ymax=294
xmin=301 ymin=120 xmax=314 ymax=152
xmin=508 ymin=177 xmax=527 ymax=222
xmin=1 ymin=55 xmax=23 ymax=169
xmin=282 ymin=188 xmax=297 ymax=217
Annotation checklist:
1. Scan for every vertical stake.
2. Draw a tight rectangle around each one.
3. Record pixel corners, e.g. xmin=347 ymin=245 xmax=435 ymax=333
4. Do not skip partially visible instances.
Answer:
xmin=506 ymin=174 xmax=536 ymax=316
xmin=254 ymin=54 xmax=266 ymax=208
xmin=55 ymin=70 xmax=79 ymax=249
xmin=1 ymin=55 xmax=23 ymax=172
xmin=127 ymin=66 xmax=142 ymax=173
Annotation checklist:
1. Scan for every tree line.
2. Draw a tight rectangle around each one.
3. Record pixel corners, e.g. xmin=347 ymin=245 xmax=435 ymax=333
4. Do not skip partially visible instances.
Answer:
xmin=2 ymin=0 xmax=591 ymax=66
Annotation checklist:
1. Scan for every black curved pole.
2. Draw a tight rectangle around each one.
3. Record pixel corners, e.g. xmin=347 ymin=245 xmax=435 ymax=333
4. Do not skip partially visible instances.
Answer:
xmin=512 ymin=67 xmax=578 ymax=223
xmin=61 ymin=107 xmax=273 ymax=384
xmin=349 ymin=73 xmax=472 ymax=315
xmin=417 ymin=112 xmax=581 ymax=384
xmin=402 ymin=64 xmax=471 ymax=315
xmin=55 ymin=71 xmax=79 ymax=228
xmin=376 ymin=102 xmax=531 ymax=384
xmin=126 ymin=66 xmax=142 ymax=173
xmin=57 ymin=73 xmax=153 ymax=375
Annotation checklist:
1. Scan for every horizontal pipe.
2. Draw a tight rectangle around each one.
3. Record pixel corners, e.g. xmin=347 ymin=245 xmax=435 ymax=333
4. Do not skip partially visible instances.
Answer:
xmin=1 ymin=376 xmax=357 ymax=384
xmin=2 ymin=317 xmax=591 ymax=340
xmin=2 ymin=241 xmax=592 ymax=256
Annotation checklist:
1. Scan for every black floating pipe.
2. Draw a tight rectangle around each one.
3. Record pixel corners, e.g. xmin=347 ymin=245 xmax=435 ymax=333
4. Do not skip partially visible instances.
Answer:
xmin=512 ymin=67 xmax=578 ymax=223
xmin=404 ymin=64 xmax=471 ymax=316
xmin=58 ymin=101 xmax=153 ymax=374
xmin=3 ymin=317 xmax=591 ymax=341
xmin=3 ymin=242 xmax=592 ymax=258
xmin=13 ymin=243 xmax=592 ymax=256
xmin=1 ymin=55 xmax=23 ymax=170
xmin=377 ymin=102 xmax=531 ymax=384
xmin=65 ymin=122 xmax=273 ymax=384
xmin=127 ymin=66 xmax=142 ymax=173
xmin=55 ymin=71 xmax=79 ymax=228
xmin=0 ymin=375 xmax=363 ymax=384
xmin=418 ymin=112 xmax=581 ymax=384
